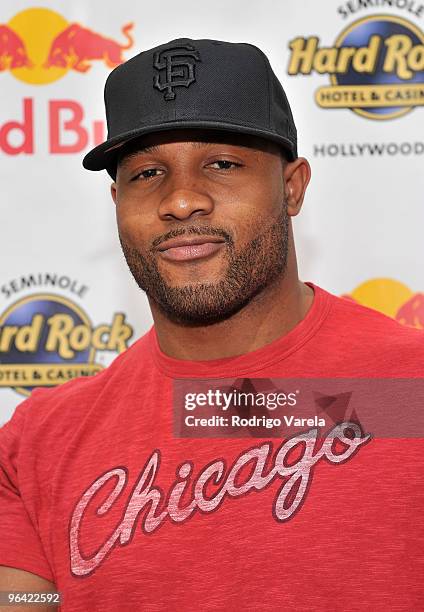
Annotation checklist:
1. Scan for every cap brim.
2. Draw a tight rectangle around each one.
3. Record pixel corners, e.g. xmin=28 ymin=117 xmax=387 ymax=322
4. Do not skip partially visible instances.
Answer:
xmin=82 ymin=121 xmax=297 ymax=171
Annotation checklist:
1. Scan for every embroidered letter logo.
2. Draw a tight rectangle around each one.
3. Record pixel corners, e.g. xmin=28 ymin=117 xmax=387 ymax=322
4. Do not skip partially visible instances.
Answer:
xmin=153 ymin=44 xmax=201 ymax=101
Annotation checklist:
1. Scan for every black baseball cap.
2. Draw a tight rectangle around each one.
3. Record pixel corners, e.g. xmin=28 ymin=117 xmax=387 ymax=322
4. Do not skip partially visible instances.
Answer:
xmin=83 ymin=37 xmax=298 ymax=172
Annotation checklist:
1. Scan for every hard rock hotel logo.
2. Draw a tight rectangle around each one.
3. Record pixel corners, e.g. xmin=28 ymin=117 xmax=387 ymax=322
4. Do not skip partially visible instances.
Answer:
xmin=0 ymin=292 xmax=133 ymax=396
xmin=287 ymin=14 xmax=424 ymax=120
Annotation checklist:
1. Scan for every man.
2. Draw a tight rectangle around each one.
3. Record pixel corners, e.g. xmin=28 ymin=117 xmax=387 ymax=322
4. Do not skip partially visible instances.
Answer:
xmin=0 ymin=38 xmax=423 ymax=611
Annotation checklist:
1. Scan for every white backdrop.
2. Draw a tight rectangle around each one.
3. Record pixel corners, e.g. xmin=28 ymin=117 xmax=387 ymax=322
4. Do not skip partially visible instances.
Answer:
xmin=1 ymin=0 xmax=423 ymax=423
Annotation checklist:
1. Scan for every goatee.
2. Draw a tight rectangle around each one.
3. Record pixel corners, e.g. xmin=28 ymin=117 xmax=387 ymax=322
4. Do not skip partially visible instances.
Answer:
xmin=119 ymin=204 xmax=289 ymax=326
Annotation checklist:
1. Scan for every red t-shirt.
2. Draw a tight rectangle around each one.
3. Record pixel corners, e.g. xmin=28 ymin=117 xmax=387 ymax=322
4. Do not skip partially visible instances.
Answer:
xmin=1 ymin=283 xmax=423 ymax=611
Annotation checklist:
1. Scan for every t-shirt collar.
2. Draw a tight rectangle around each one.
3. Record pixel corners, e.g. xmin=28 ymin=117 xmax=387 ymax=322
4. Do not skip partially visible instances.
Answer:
xmin=149 ymin=282 xmax=332 ymax=378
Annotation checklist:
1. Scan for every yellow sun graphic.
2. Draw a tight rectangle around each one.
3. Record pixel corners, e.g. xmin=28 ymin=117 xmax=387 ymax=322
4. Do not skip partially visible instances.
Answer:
xmin=349 ymin=278 xmax=413 ymax=318
xmin=8 ymin=7 xmax=69 ymax=85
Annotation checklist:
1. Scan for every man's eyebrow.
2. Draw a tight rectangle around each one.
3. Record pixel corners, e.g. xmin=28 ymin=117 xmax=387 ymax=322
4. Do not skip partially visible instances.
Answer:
xmin=119 ymin=145 xmax=159 ymax=168
xmin=119 ymin=141 xmax=225 ymax=168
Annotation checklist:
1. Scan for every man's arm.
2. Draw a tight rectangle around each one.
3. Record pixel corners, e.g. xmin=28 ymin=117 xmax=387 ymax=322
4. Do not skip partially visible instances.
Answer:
xmin=0 ymin=567 xmax=58 ymax=612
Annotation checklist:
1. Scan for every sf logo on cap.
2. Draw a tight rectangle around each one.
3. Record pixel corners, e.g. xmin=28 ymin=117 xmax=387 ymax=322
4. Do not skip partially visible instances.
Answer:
xmin=153 ymin=43 xmax=201 ymax=101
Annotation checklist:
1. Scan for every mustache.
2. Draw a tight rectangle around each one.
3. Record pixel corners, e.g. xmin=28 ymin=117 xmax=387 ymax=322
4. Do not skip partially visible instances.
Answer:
xmin=151 ymin=225 xmax=234 ymax=250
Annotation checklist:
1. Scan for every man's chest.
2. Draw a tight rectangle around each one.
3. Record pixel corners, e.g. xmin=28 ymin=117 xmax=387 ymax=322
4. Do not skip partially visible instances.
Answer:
xmin=38 ymin=428 xmax=424 ymax=610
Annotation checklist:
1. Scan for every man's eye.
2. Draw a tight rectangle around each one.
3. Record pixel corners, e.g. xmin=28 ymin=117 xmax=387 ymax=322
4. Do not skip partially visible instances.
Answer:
xmin=132 ymin=168 xmax=163 ymax=181
xmin=208 ymin=160 xmax=241 ymax=170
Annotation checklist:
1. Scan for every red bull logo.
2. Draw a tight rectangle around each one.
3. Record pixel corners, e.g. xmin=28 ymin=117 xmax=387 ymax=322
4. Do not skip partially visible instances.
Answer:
xmin=343 ymin=278 xmax=424 ymax=329
xmin=0 ymin=8 xmax=136 ymax=156
xmin=1 ymin=8 xmax=134 ymax=85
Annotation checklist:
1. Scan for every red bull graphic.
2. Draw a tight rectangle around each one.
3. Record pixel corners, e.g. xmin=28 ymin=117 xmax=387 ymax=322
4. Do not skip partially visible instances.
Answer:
xmin=343 ymin=278 xmax=424 ymax=329
xmin=1 ymin=8 xmax=135 ymax=85
xmin=0 ymin=8 xmax=136 ymax=156
xmin=0 ymin=24 xmax=32 ymax=70
xmin=396 ymin=293 xmax=424 ymax=328
xmin=43 ymin=22 xmax=133 ymax=73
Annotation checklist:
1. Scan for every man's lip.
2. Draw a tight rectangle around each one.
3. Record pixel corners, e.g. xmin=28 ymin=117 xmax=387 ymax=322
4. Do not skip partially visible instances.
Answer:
xmin=157 ymin=236 xmax=226 ymax=251
xmin=157 ymin=239 xmax=226 ymax=262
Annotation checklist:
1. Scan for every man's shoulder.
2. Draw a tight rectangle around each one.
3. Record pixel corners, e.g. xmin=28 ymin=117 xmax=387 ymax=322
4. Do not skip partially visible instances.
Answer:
xmin=10 ymin=329 xmax=153 ymax=428
xmin=326 ymin=289 xmax=424 ymax=362
xmin=333 ymin=291 xmax=423 ymax=333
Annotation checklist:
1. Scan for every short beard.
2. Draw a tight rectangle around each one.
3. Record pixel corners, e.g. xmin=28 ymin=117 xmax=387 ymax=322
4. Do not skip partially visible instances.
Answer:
xmin=119 ymin=204 xmax=290 ymax=326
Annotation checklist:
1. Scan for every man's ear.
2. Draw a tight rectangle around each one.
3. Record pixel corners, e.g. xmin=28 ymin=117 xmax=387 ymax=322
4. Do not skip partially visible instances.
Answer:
xmin=111 ymin=182 xmax=118 ymax=205
xmin=284 ymin=157 xmax=311 ymax=217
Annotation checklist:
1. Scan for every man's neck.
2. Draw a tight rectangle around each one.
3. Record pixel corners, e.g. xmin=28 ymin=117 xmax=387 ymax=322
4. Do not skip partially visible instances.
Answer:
xmin=150 ymin=270 xmax=314 ymax=362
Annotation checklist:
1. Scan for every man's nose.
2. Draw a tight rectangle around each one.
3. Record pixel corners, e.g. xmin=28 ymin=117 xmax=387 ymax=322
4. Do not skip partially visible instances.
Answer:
xmin=158 ymin=188 xmax=215 ymax=221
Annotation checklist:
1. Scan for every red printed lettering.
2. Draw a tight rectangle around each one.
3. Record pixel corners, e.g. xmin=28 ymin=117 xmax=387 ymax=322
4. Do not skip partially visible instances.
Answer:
xmin=49 ymin=100 xmax=88 ymax=153
xmin=0 ymin=98 xmax=33 ymax=155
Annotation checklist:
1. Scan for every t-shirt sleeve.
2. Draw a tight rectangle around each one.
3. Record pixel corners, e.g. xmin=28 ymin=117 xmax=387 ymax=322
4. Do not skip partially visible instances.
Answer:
xmin=0 ymin=398 xmax=55 ymax=582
